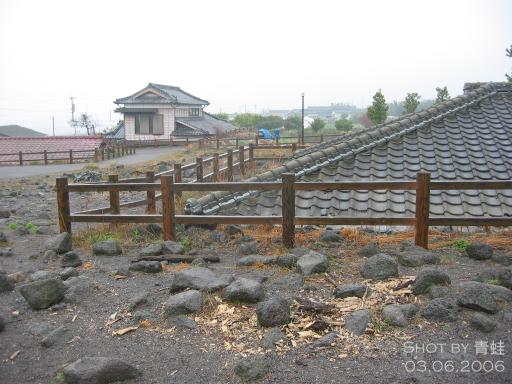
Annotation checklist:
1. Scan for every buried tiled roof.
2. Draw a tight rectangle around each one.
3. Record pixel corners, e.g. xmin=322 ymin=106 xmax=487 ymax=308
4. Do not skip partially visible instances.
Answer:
xmin=186 ymin=82 xmax=512 ymax=218
xmin=176 ymin=113 xmax=237 ymax=135
xmin=115 ymin=83 xmax=209 ymax=106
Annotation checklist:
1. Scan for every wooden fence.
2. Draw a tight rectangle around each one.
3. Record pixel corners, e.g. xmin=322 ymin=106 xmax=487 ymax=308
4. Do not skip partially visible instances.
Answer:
xmin=0 ymin=144 xmax=136 ymax=166
xmin=55 ymin=172 xmax=512 ymax=249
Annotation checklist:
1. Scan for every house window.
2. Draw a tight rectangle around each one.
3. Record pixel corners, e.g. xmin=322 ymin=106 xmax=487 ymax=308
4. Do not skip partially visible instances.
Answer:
xmin=190 ymin=108 xmax=200 ymax=116
xmin=134 ymin=113 xmax=164 ymax=135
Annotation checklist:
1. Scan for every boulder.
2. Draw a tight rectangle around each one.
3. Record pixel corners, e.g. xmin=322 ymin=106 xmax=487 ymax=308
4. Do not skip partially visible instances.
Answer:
xmin=383 ymin=304 xmax=418 ymax=327
xmin=44 ymin=232 xmax=72 ymax=254
xmin=475 ymin=267 xmax=512 ymax=289
xmin=361 ymin=254 xmax=399 ymax=280
xmin=61 ymin=251 xmax=82 ymax=268
xmin=238 ymin=241 xmax=259 ymax=255
xmin=191 ymin=258 xmax=207 ymax=267
xmin=92 ymin=240 xmax=122 ymax=256
xmin=225 ymin=224 xmax=244 ymax=236
xmin=358 ymin=242 xmax=380 ymax=257
xmin=398 ymin=250 xmax=439 ymax=267
xmin=334 ymin=284 xmax=370 ymax=299
xmin=345 ymin=309 xmax=371 ymax=335
xmin=234 ymin=356 xmax=270 ymax=382
xmin=0 ymin=273 xmax=15 ymax=293
xmin=0 ymin=209 xmax=10 ymax=218
xmin=168 ymin=267 xmax=232 ymax=292
xmin=165 ymin=315 xmax=197 ymax=329
xmin=30 ymin=270 xmax=57 ymax=282
xmin=210 ymin=231 xmax=227 ymax=243
xmin=139 ymin=243 xmax=163 ymax=257
xmin=223 ymin=278 xmax=264 ymax=303
xmin=272 ymin=273 xmax=304 ymax=290
xmin=129 ymin=261 xmax=162 ymax=273
xmin=63 ymin=276 xmax=93 ymax=303
xmin=163 ymin=290 xmax=203 ymax=316
xmin=162 ymin=241 xmax=184 ymax=255
xmin=63 ymin=357 xmax=140 ymax=384
xmin=237 ymin=255 xmax=277 ymax=266
xmin=145 ymin=223 xmax=163 ymax=236
xmin=470 ymin=313 xmax=497 ymax=333
xmin=421 ymin=298 xmax=459 ymax=322
xmin=412 ymin=267 xmax=451 ymax=295
xmin=319 ymin=230 xmax=343 ymax=242
xmin=457 ymin=283 xmax=499 ymax=314
xmin=0 ymin=247 xmax=13 ymax=257
xmin=457 ymin=281 xmax=512 ymax=302
xmin=256 ymin=297 xmax=290 ymax=327
xmin=429 ymin=286 xmax=452 ymax=299
xmin=40 ymin=325 xmax=70 ymax=348
xmin=19 ymin=278 xmax=65 ymax=309
xmin=59 ymin=267 xmax=78 ymax=281
xmin=275 ymin=254 xmax=298 ymax=268
xmin=260 ymin=327 xmax=286 ymax=349
xmin=296 ymin=251 xmax=328 ymax=275
xmin=466 ymin=242 xmax=493 ymax=260
xmin=0 ymin=231 xmax=7 ymax=242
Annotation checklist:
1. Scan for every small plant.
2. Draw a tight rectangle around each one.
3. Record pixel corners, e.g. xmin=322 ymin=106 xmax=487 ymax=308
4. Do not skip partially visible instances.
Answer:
xmin=486 ymin=278 xmax=500 ymax=286
xmin=25 ymin=222 xmax=39 ymax=234
xmin=8 ymin=223 xmax=19 ymax=230
xmin=181 ymin=237 xmax=191 ymax=252
xmin=89 ymin=233 xmax=116 ymax=245
xmin=452 ymin=239 xmax=469 ymax=250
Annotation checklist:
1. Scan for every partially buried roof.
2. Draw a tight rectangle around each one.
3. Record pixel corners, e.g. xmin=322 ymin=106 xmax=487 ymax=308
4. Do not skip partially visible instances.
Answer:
xmin=115 ymin=83 xmax=209 ymax=106
xmin=186 ymin=82 xmax=512 ymax=219
xmin=0 ymin=125 xmax=46 ymax=137
xmin=176 ymin=113 xmax=237 ymax=135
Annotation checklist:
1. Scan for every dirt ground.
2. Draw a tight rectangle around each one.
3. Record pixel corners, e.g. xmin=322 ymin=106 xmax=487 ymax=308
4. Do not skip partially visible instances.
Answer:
xmin=1 ymin=165 xmax=512 ymax=384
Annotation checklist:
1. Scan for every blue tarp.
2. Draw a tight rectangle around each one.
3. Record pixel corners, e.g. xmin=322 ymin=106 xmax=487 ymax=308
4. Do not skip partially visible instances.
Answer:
xmin=258 ymin=128 xmax=273 ymax=139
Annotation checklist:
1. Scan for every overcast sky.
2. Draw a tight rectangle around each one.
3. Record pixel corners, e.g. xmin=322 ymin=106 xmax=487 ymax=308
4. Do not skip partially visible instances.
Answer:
xmin=0 ymin=0 xmax=511 ymax=135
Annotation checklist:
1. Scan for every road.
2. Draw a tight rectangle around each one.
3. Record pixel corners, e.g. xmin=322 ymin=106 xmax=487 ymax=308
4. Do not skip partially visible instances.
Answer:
xmin=0 ymin=146 xmax=185 ymax=179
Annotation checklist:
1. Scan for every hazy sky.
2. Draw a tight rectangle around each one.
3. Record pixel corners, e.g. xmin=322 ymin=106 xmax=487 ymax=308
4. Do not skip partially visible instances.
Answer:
xmin=1 ymin=0 xmax=511 ymax=135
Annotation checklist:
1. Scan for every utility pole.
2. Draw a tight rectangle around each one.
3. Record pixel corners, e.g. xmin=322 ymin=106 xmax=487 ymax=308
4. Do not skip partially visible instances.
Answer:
xmin=70 ymin=97 xmax=76 ymax=135
xmin=52 ymin=116 xmax=55 ymax=136
xmin=301 ymin=92 xmax=305 ymax=145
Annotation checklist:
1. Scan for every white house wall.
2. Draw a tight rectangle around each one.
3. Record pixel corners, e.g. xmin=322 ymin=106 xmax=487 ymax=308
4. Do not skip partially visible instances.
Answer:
xmin=124 ymin=107 xmax=175 ymax=141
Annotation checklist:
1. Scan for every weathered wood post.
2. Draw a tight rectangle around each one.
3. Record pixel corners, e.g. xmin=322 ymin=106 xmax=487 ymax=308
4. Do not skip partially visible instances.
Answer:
xmin=116 ymin=145 xmax=121 ymax=157
xmin=239 ymin=146 xmax=245 ymax=176
xmin=146 ymin=171 xmax=156 ymax=214
xmin=291 ymin=143 xmax=297 ymax=153
xmin=196 ymin=157 xmax=204 ymax=182
xmin=281 ymin=173 xmax=295 ymax=248
xmin=69 ymin=150 xmax=73 ymax=164
xmin=198 ymin=139 xmax=204 ymax=150
xmin=414 ymin=172 xmax=431 ymax=249
xmin=56 ymin=177 xmax=71 ymax=233
xmin=320 ymin=134 xmax=324 ymax=143
xmin=94 ymin=148 xmax=100 ymax=162
xmin=235 ymin=137 xmax=239 ymax=148
xmin=216 ymin=138 xmax=220 ymax=150
xmin=101 ymin=148 xmax=105 ymax=161
xmin=108 ymin=174 xmax=120 ymax=214
xmin=255 ymin=134 xmax=259 ymax=146
xmin=226 ymin=149 xmax=234 ymax=181
xmin=174 ymin=163 xmax=182 ymax=199
xmin=43 ymin=150 xmax=48 ymax=165
xmin=213 ymin=153 xmax=220 ymax=182
xmin=276 ymin=136 xmax=279 ymax=145
xmin=161 ymin=175 xmax=176 ymax=241
xmin=18 ymin=151 xmax=23 ymax=166
xmin=249 ymin=143 xmax=255 ymax=170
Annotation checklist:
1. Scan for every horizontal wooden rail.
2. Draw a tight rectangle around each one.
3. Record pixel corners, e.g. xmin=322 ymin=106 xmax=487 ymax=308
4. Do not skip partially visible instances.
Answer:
xmin=294 ymin=181 xmax=418 ymax=190
xmin=174 ymin=215 xmax=283 ymax=225
xmin=428 ymin=217 xmax=512 ymax=226
xmin=67 ymin=183 xmax=161 ymax=192
xmin=430 ymin=181 xmax=512 ymax=190
xmin=71 ymin=214 xmax=162 ymax=223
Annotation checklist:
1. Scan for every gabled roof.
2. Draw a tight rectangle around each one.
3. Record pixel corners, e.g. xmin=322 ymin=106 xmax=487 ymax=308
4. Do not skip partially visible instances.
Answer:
xmin=114 ymin=83 xmax=209 ymax=106
xmin=176 ymin=113 xmax=237 ymax=135
xmin=186 ymin=82 xmax=512 ymax=218
xmin=0 ymin=125 xmax=46 ymax=137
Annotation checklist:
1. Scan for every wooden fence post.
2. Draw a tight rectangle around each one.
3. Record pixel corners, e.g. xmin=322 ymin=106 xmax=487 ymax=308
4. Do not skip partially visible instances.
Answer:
xmin=43 ymin=150 xmax=48 ymax=165
xmin=239 ymin=146 xmax=245 ymax=176
xmin=161 ymin=175 xmax=176 ymax=241
xmin=108 ymin=174 xmax=120 ymax=214
xmin=276 ymin=137 xmax=279 ymax=145
xmin=18 ymin=151 xmax=23 ymax=166
xmin=255 ymin=134 xmax=259 ymax=146
xmin=94 ymin=148 xmax=100 ymax=162
xmin=235 ymin=137 xmax=239 ymax=148
xmin=281 ymin=173 xmax=295 ymax=248
xmin=216 ymin=138 xmax=220 ymax=150
xmin=227 ymin=149 xmax=233 ymax=181
xmin=174 ymin=163 xmax=182 ymax=199
xmin=213 ymin=153 xmax=220 ymax=182
xmin=69 ymin=150 xmax=73 ymax=164
xmin=116 ymin=145 xmax=121 ymax=157
xmin=291 ymin=143 xmax=297 ymax=153
xmin=146 ymin=171 xmax=156 ymax=213
xmin=414 ymin=172 xmax=431 ymax=249
xmin=320 ymin=134 xmax=324 ymax=143
xmin=56 ymin=177 xmax=71 ymax=233
xmin=101 ymin=148 xmax=105 ymax=161
xmin=196 ymin=157 xmax=204 ymax=182
xmin=249 ymin=143 xmax=255 ymax=170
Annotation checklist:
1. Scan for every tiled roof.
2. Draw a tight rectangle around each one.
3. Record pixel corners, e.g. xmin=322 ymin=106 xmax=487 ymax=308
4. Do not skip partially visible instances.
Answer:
xmin=0 ymin=125 xmax=46 ymax=137
xmin=115 ymin=83 xmax=209 ymax=106
xmin=0 ymin=136 xmax=105 ymax=162
xmin=176 ymin=113 xmax=237 ymax=135
xmin=186 ymin=82 xmax=512 ymax=219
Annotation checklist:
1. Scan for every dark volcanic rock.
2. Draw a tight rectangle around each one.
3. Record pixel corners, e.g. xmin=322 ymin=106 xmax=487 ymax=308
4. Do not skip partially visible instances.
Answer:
xmin=19 ymin=278 xmax=65 ymax=309
xmin=466 ymin=242 xmax=493 ymax=260
xmin=361 ymin=254 xmax=399 ymax=280
xmin=470 ymin=312 xmax=497 ymax=333
xmin=234 ymin=356 xmax=270 ymax=382
xmin=334 ymin=284 xmax=370 ymax=299
xmin=44 ymin=232 xmax=72 ymax=254
xmin=0 ymin=272 xmax=15 ymax=293
xmin=40 ymin=325 xmax=70 ymax=348
xmin=412 ymin=267 xmax=451 ymax=295
xmin=223 ymin=278 xmax=264 ymax=303
xmin=457 ymin=283 xmax=499 ymax=314
xmin=345 ymin=309 xmax=371 ymax=335
xmin=92 ymin=240 xmax=122 ymax=256
xmin=260 ymin=327 xmax=286 ymax=349
xmin=162 ymin=241 xmax=184 ymax=255
xmin=319 ymin=230 xmax=343 ymax=242
xmin=296 ymin=251 xmax=328 ymax=275
xmin=61 ymin=251 xmax=82 ymax=268
xmin=139 ymin=243 xmax=163 ymax=257
xmin=358 ymin=242 xmax=380 ymax=257
xmin=163 ymin=290 xmax=203 ymax=316
xmin=63 ymin=357 xmax=140 ymax=384
xmin=256 ymin=297 xmax=290 ymax=327
xmin=168 ymin=267 xmax=232 ymax=292
xmin=129 ymin=261 xmax=162 ymax=273
xmin=421 ymin=298 xmax=459 ymax=322
xmin=398 ymin=249 xmax=439 ymax=267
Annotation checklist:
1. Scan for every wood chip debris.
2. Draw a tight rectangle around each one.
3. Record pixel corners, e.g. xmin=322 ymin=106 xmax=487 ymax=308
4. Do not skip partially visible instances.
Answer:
xmin=112 ymin=326 xmax=138 ymax=336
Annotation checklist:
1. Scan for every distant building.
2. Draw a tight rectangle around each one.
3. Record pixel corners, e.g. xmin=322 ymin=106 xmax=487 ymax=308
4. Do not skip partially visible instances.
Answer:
xmin=0 ymin=125 xmax=46 ymax=137
xmin=114 ymin=83 xmax=237 ymax=140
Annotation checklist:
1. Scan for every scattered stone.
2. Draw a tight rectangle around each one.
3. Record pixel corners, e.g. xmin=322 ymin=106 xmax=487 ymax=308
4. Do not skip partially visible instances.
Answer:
xmin=0 ymin=247 xmax=13 ymax=257
xmin=92 ymin=240 xmax=122 ymax=256
xmin=112 ymin=267 xmax=131 ymax=278
xmin=7 ymin=271 xmax=25 ymax=283
xmin=475 ymin=267 xmax=512 ymax=289
xmin=44 ymin=232 xmax=72 ymax=254
xmin=260 ymin=327 xmax=286 ymax=349
xmin=127 ymin=293 xmax=148 ymax=311
xmin=238 ymin=271 xmax=270 ymax=284
xmin=345 ymin=309 xmax=371 ymax=335
xmin=310 ymin=332 xmax=338 ymax=348
xmin=429 ymin=286 xmax=452 ymax=299
xmin=74 ymin=170 xmax=102 ymax=183
xmin=165 ymin=315 xmax=197 ymax=329
xmin=0 ymin=209 xmax=11 ymax=218
xmin=59 ymin=267 xmax=78 ymax=281
xmin=237 ymin=255 xmax=276 ymax=266
xmin=28 ymin=322 xmax=53 ymax=336
xmin=210 ymin=231 xmax=227 ymax=243
xmin=0 ymin=273 xmax=15 ymax=293
xmin=238 ymin=241 xmax=259 ymax=255
xmin=457 ymin=281 xmax=512 ymax=302
xmin=358 ymin=242 xmax=380 ymax=257
xmin=334 ymin=284 xmax=370 ymax=299
xmin=256 ymin=297 xmax=290 ymax=327
xmin=0 ymin=315 xmax=4 ymax=332
xmin=40 ymin=325 xmax=70 ymax=348
xmin=145 ymin=223 xmax=163 ymax=236
xmin=296 ymin=251 xmax=328 ymax=275
xmin=234 ymin=356 xmax=270 ymax=382
xmin=19 ymin=278 xmax=65 ymax=309
xmin=164 ymin=290 xmax=203 ymax=316
xmin=63 ymin=276 xmax=93 ymax=303
xmin=466 ymin=242 xmax=493 ymax=260
xmin=421 ymin=298 xmax=459 ymax=322
xmin=398 ymin=249 xmax=439 ymax=267
xmin=139 ymin=243 xmax=163 ymax=256
xmin=275 ymin=254 xmax=298 ymax=268
xmin=132 ymin=310 xmax=154 ymax=323
xmin=30 ymin=270 xmax=57 ymax=281
xmin=383 ymin=304 xmax=418 ymax=327
xmin=470 ymin=313 xmax=497 ymax=333
xmin=15 ymin=226 xmax=29 ymax=235
xmin=361 ymin=254 xmax=399 ymax=280
xmin=491 ymin=251 xmax=512 ymax=266
xmin=225 ymin=224 xmax=244 ymax=236
xmin=273 ymin=273 xmax=304 ymax=289
xmin=189 ymin=257 xmax=206 ymax=267
xmin=290 ymin=247 xmax=311 ymax=257
xmin=457 ymin=282 xmax=499 ymax=314
xmin=61 ymin=251 xmax=82 ymax=268
xmin=168 ymin=267 xmax=232 ymax=292
xmin=0 ymin=231 xmax=7 ymax=242
xmin=129 ymin=261 xmax=162 ymax=273
xmin=43 ymin=249 xmax=58 ymax=262
xmin=63 ymin=357 xmax=140 ymax=384
xmin=319 ymin=230 xmax=343 ymax=242
xmin=223 ymin=278 xmax=264 ymax=303
xmin=412 ymin=267 xmax=451 ymax=295
xmin=162 ymin=240 xmax=185 ymax=255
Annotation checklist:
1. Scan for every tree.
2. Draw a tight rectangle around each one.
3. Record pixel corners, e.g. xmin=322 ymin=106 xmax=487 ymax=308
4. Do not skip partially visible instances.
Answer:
xmin=334 ymin=119 xmax=353 ymax=132
xmin=310 ymin=118 xmax=325 ymax=133
xmin=506 ymin=44 xmax=512 ymax=82
xmin=72 ymin=113 xmax=96 ymax=135
xmin=232 ymin=113 xmax=263 ymax=128
xmin=367 ymin=89 xmax=388 ymax=125
xmin=435 ymin=86 xmax=450 ymax=104
xmin=284 ymin=115 xmax=302 ymax=130
xmin=403 ymin=93 xmax=421 ymax=114
xmin=213 ymin=112 xmax=229 ymax=121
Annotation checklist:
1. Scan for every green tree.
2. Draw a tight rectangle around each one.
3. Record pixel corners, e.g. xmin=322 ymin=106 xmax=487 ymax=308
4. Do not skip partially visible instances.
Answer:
xmin=213 ymin=112 xmax=229 ymax=121
xmin=334 ymin=118 xmax=353 ymax=132
xmin=435 ymin=86 xmax=450 ymax=104
xmin=310 ymin=118 xmax=325 ymax=133
xmin=232 ymin=113 xmax=263 ymax=128
xmin=506 ymin=44 xmax=512 ymax=82
xmin=403 ymin=93 xmax=421 ymax=114
xmin=284 ymin=115 xmax=302 ymax=130
xmin=367 ymin=90 xmax=388 ymax=125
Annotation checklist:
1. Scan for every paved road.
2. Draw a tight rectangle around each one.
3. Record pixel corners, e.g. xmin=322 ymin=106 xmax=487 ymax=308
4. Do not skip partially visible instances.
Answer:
xmin=0 ymin=146 xmax=184 ymax=179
